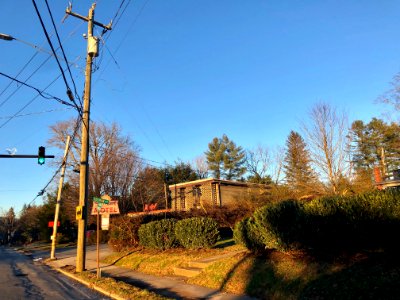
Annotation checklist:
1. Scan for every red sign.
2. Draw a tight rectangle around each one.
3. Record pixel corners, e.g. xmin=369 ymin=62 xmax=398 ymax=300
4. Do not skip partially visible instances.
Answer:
xmin=48 ymin=221 xmax=60 ymax=227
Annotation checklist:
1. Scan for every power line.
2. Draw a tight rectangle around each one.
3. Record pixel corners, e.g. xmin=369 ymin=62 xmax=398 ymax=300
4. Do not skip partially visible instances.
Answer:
xmin=0 ymin=54 xmax=53 ymax=109
xmin=95 ymin=0 xmax=149 ymax=79
xmin=0 ymin=72 xmax=75 ymax=108
xmin=0 ymin=107 xmax=72 ymax=120
xmin=0 ymin=22 xmax=85 ymax=110
xmin=17 ymin=116 xmax=81 ymax=215
xmin=31 ymin=0 xmax=81 ymax=113
xmin=44 ymin=0 xmax=82 ymax=108
xmin=0 ymin=52 xmax=39 ymax=99
xmin=109 ymin=0 xmax=131 ymax=32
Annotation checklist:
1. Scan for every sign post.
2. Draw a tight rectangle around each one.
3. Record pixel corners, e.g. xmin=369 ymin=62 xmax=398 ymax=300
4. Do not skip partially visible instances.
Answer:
xmin=93 ymin=195 xmax=111 ymax=279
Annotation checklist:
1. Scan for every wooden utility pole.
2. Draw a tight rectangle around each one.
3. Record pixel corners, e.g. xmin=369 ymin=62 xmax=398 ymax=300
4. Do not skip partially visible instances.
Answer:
xmin=66 ymin=3 xmax=111 ymax=272
xmin=50 ymin=135 xmax=71 ymax=260
xmin=164 ymin=183 xmax=169 ymax=209
xmin=381 ymin=147 xmax=387 ymax=177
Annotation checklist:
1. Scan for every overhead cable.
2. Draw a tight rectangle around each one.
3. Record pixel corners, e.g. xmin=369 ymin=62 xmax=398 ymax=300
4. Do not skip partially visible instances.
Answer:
xmin=31 ymin=0 xmax=81 ymax=112
xmin=44 ymin=0 xmax=82 ymax=108
xmin=0 ymin=52 xmax=39 ymax=99
xmin=0 ymin=71 xmax=75 ymax=108
xmin=17 ymin=115 xmax=81 ymax=215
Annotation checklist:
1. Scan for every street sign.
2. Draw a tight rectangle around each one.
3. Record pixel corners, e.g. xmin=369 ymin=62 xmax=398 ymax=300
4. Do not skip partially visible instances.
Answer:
xmin=91 ymin=200 xmax=120 ymax=215
xmin=93 ymin=197 xmax=110 ymax=205
xmin=76 ymin=206 xmax=83 ymax=220
xmin=92 ymin=195 xmax=119 ymax=215
xmin=101 ymin=214 xmax=110 ymax=230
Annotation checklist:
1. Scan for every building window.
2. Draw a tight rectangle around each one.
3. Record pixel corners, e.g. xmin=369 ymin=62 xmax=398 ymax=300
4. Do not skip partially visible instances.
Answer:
xmin=193 ymin=185 xmax=201 ymax=207
xmin=179 ymin=188 xmax=186 ymax=209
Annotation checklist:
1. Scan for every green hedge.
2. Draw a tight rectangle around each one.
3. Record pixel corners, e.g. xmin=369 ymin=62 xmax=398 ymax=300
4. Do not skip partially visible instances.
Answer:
xmin=175 ymin=217 xmax=220 ymax=249
xmin=138 ymin=219 xmax=178 ymax=250
xmin=233 ymin=217 xmax=264 ymax=251
xmin=234 ymin=190 xmax=400 ymax=253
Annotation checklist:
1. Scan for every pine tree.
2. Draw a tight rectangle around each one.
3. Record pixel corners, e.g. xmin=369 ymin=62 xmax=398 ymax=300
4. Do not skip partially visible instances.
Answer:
xmin=350 ymin=118 xmax=400 ymax=172
xmin=284 ymin=131 xmax=318 ymax=198
xmin=222 ymin=135 xmax=246 ymax=180
xmin=205 ymin=137 xmax=226 ymax=179
xmin=205 ymin=134 xmax=246 ymax=180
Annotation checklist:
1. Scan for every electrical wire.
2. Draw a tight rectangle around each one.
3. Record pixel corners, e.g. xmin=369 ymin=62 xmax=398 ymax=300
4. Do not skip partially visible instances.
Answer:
xmin=92 ymin=0 xmax=172 ymax=161
xmin=44 ymin=0 xmax=82 ymax=108
xmin=0 ymin=52 xmax=39 ymax=99
xmin=0 ymin=72 xmax=75 ymax=108
xmin=31 ymin=0 xmax=81 ymax=113
xmin=0 ymin=107 xmax=72 ymax=120
xmin=109 ymin=0 xmax=131 ymax=32
xmin=0 ymin=22 xmax=84 ymax=110
xmin=17 ymin=116 xmax=81 ymax=214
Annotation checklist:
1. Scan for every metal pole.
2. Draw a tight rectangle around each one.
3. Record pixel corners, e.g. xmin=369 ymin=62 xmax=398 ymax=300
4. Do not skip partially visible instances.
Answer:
xmin=76 ymin=4 xmax=95 ymax=273
xmin=50 ymin=135 xmax=71 ymax=260
xmin=96 ymin=208 xmax=100 ymax=278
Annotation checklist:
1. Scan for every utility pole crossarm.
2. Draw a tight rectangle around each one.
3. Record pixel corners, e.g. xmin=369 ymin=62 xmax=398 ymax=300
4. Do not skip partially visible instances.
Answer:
xmin=65 ymin=6 xmax=112 ymax=31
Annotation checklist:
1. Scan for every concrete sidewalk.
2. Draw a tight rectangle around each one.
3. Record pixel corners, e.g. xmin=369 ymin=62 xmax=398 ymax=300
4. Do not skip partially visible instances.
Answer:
xmin=40 ymin=245 xmax=257 ymax=300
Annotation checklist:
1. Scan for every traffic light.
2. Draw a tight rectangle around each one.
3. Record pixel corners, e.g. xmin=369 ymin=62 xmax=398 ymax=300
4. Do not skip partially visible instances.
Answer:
xmin=38 ymin=146 xmax=45 ymax=165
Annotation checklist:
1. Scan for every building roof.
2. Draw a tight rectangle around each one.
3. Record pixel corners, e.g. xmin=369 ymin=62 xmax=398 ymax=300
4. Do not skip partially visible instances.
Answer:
xmin=167 ymin=178 xmax=270 ymax=189
xmin=376 ymin=179 xmax=400 ymax=189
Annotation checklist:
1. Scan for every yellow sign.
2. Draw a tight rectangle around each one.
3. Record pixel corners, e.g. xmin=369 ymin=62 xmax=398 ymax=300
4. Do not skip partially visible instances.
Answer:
xmin=76 ymin=206 xmax=83 ymax=220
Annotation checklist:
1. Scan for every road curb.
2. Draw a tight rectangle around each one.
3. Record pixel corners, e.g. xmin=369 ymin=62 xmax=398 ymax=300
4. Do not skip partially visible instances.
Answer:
xmin=54 ymin=267 xmax=126 ymax=300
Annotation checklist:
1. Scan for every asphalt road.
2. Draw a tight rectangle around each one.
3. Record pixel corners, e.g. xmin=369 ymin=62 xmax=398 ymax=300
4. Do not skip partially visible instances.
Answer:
xmin=0 ymin=246 xmax=111 ymax=300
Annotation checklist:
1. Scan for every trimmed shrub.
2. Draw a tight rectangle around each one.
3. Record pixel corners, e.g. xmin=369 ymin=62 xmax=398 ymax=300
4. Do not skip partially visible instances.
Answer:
xmin=253 ymin=200 xmax=304 ymax=251
xmin=302 ymin=190 xmax=400 ymax=251
xmin=175 ymin=217 xmax=220 ymax=249
xmin=237 ymin=190 xmax=400 ymax=254
xmin=233 ymin=217 xmax=264 ymax=251
xmin=138 ymin=219 xmax=178 ymax=250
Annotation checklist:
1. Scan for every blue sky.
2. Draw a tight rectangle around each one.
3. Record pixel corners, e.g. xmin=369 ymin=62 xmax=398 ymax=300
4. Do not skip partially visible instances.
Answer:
xmin=1 ymin=0 xmax=399 ymax=215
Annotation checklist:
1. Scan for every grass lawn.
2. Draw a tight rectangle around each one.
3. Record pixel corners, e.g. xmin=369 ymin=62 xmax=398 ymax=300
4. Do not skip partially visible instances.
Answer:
xmin=103 ymin=241 xmax=400 ymax=300
xmin=61 ymin=265 xmax=171 ymax=300
xmin=102 ymin=240 xmax=244 ymax=276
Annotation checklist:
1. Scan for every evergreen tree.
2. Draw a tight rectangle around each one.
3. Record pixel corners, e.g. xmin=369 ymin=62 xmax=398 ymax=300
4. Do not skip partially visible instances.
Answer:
xmin=205 ymin=134 xmax=246 ymax=180
xmin=350 ymin=118 xmax=400 ymax=172
xmin=205 ymin=136 xmax=226 ymax=179
xmin=162 ymin=161 xmax=198 ymax=185
xmin=284 ymin=131 xmax=318 ymax=198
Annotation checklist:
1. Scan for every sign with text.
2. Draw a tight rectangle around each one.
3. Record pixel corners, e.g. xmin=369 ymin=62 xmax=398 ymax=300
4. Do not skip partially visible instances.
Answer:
xmin=101 ymin=214 xmax=110 ymax=230
xmin=91 ymin=200 xmax=120 ymax=215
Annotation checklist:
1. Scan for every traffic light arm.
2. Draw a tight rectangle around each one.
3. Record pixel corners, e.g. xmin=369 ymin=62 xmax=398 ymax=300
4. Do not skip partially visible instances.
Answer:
xmin=0 ymin=154 xmax=55 ymax=158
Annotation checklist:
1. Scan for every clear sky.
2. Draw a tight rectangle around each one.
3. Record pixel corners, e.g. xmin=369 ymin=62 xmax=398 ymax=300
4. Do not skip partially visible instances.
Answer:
xmin=1 ymin=0 xmax=400 ymax=215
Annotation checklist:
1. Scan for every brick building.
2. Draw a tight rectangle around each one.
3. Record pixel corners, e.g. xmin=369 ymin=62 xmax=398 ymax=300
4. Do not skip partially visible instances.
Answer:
xmin=168 ymin=178 xmax=269 ymax=211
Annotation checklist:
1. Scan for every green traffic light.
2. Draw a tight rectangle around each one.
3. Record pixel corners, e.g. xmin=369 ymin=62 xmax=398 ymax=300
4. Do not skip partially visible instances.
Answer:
xmin=38 ymin=146 xmax=45 ymax=165
xmin=38 ymin=157 xmax=45 ymax=165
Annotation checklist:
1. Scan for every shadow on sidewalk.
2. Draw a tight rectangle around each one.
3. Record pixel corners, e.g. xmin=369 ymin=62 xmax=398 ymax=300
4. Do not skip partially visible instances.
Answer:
xmin=103 ymin=271 xmax=185 ymax=300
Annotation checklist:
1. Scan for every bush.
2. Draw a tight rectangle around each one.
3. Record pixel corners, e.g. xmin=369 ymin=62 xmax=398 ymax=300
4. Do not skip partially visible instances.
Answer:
xmin=138 ymin=219 xmax=178 ymax=250
xmin=175 ymin=217 xmax=220 ymax=249
xmin=108 ymin=216 xmax=144 ymax=251
xmin=253 ymin=200 xmax=304 ymax=251
xmin=237 ymin=190 xmax=400 ymax=254
xmin=233 ymin=217 xmax=264 ymax=251
xmin=302 ymin=190 xmax=400 ymax=251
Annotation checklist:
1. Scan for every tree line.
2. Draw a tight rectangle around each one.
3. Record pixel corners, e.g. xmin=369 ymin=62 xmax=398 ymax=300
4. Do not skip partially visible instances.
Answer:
xmin=3 ymin=100 xmax=400 ymax=244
